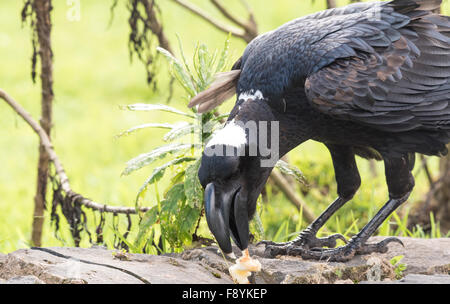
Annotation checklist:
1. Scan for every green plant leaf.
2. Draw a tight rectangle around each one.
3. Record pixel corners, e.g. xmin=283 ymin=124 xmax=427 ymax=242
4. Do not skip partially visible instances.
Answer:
xmin=126 ymin=36 xmax=234 ymax=254
xmin=176 ymin=34 xmax=195 ymax=86
xmin=122 ymin=143 xmax=193 ymax=176
xmin=157 ymin=47 xmax=197 ymax=97
xmin=163 ymin=122 xmax=195 ymax=142
xmin=136 ymin=156 xmax=196 ymax=202
xmin=178 ymin=205 xmax=201 ymax=244
xmin=133 ymin=206 xmax=159 ymax=253
xmin=275 ymin=159 xmax=308 ymax=186
xmin=215 ymin=33 xmax=231 ymax=74
xmin=390 ymin=255 xmax=404 ymax=266
xmin=212 ymin=113 xmax=230 ymax=121
xmin=184 ymin=160 xmax=203 ymax=208
xmin=162 ymin=183 xmax=186 ymax=215
xmin=194 ymin=43 xmax=216 ymax=91
xmin=250 ymin=200 xmax=265 ymax=242
xmin=273 ymin=220 xmax=288 ymax=243
xmin=124 ymin=103 xmax=194 ymax=118
xmin=110 ymin=227 xmax=136 ymax=252
xmin=115 ymin=123 xmax=175 ymax=138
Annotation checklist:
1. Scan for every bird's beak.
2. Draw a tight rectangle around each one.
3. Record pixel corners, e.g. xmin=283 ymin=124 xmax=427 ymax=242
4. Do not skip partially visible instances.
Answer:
xmin=204 ymin=182 xmax=249 ymax=255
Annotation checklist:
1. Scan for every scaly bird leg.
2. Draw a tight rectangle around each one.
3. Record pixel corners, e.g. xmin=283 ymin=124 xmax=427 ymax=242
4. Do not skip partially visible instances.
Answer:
xmin=259 ymin=196 xmax=349 ymax=254
xmin=264 ymin=155 xmax=414 ymax=262
xmin=260 ymin=145 xmax=360 ymax=255
xmin=284 ymin=192 xmax=410 ymax=261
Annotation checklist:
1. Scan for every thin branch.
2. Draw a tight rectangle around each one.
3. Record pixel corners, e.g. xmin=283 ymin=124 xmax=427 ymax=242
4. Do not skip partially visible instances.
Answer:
xmin=26 ymin=0 xmax=55 ymax=247
xmin=170 ymin=0 xmax=256 ymax=42
xmin=420 ymin=155 xmax=434 ymax=187
xmin=210 ymin=0 xmax=247 ymax=29
xmin=269 ymin=170 xmax=316 ymax=223
xmin=141 ymin=0 xmax=173 ymax=54
xmin=326 ymin=0 xmax=337 ymax=9
xmin=0 ymin=88 xmax=149 ymax=215
xmin=210 ymin=0 xmax=257 ymax=42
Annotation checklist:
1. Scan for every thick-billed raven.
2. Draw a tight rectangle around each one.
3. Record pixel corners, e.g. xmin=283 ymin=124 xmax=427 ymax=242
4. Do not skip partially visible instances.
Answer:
xmin=188 ymin=0 xmax=450 ymax=261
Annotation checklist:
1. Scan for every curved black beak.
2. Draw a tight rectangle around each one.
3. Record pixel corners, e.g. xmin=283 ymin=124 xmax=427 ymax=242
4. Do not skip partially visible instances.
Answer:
xmin=204 ymin=182 xmax=249 ymax=255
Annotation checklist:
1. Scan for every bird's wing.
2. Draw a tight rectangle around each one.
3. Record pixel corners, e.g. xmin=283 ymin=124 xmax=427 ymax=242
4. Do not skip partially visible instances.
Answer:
xmin=305 ymin=0 xmax=450 ymax=132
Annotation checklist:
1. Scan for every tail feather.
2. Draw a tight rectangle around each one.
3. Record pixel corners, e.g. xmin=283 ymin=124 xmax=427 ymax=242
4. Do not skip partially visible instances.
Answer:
xmin=188 ymin=70 xmax=240 ymax=113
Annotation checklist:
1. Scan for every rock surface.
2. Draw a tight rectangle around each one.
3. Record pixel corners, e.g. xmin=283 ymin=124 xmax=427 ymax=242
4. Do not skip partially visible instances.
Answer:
xmin=0 ymin=237 xmax=448 ymax=284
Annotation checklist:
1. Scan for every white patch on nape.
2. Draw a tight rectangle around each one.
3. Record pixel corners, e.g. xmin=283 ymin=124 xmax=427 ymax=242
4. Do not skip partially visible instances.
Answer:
xmin=238 ymin=89 xmax=264 ymax=102
xmin=205 ymin=120 xmax=247 ymax=149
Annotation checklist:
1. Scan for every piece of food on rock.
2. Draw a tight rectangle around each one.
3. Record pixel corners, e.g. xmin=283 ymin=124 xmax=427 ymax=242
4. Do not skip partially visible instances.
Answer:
xmin=228 ymin=249 xmax=261 ymax=284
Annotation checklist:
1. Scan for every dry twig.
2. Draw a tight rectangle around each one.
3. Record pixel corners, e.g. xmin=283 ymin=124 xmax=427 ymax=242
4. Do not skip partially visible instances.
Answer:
xmin=0 ymin=88 xmax=149 ymax=215
xmin=269 ymin=170 xmax=315 ymax=223
xmin=171 ymin=0 xmax=257 ymax=43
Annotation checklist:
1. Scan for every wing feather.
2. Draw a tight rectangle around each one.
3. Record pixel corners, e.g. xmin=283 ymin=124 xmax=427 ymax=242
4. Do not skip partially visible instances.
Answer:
xmin=305 ymin=1 xmax=450 ymax=132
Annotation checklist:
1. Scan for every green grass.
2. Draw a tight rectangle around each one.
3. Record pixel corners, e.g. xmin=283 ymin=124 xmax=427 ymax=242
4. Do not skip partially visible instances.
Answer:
xmin=0 ymin=0 xmax=448 ymax=253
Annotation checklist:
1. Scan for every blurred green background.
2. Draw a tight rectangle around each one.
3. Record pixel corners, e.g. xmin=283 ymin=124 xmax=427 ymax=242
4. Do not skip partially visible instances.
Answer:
xmin=0 ymin=0 xmax=448 ymax=253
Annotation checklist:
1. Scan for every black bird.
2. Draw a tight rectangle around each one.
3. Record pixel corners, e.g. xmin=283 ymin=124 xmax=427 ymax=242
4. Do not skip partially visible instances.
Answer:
xmin=189 ymin=0 xmax=450 ymax=261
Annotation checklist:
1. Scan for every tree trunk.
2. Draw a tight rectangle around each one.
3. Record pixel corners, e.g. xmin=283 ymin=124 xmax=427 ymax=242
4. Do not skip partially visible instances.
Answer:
xmin=435 ymin=152 xmax=450 ymax=231
xmin=326 ymin=0 xmax=337 ymax=9
xmin=32 ymin=0 xmax=54 ymax=247
xmin=408 ymin=145 xmax=450 ymax=235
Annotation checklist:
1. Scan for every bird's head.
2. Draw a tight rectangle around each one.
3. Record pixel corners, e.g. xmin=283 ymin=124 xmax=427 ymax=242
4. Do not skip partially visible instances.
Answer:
xmin=198 ymin=91 xmax=279 ymax=256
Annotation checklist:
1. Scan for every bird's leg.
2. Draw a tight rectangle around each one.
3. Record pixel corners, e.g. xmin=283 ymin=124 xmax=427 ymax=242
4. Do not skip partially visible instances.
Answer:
xmin=260 ymin=145 xmax=360 ymax=256
xmin=259 ymin=196 xmax=350 ymax=251
xmin=275 ymin=155 xmax=415 ymax=262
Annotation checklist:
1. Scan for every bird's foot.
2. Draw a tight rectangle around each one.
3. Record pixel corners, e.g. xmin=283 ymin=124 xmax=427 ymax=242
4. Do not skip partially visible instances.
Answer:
xmin=262 ymin=236 xmax=404 ymax=262
xmin=257 ymin=228 xmax=347 ymax=256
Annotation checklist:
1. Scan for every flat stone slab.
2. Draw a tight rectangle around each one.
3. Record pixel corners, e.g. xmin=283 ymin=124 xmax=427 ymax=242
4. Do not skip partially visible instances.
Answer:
xmin=0 ymin=237 xmax=448 ymax=284
xmin=361 ymin=274 xmax=450 ymax=284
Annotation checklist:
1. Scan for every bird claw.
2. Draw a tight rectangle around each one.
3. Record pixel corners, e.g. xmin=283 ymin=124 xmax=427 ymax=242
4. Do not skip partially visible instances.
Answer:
xmin=256 ymin=240 xmax=289 ymax=247
xmin=306 ymin=233 xmax=348 ymax=248
xmin=355 ymin=237 xmax=404 ymax=255
xmin=263 ymin=236 xmax=404 ymax=262
xmin=260 ymin=230 xmax=348 ymax=258
xmin=291 ymin=228 xmax=348 ymax=248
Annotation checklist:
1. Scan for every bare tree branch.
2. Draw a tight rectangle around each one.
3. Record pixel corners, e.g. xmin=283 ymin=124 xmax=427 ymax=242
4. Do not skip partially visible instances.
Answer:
xmin=171 ymin=0 xmax=257 ymax=43
xmin=210 ymin=0 xmax=257 ymax=39
xmin=171 ymin=0 xmax=244 ymax=36
xmin=210 ymin=0 xmax=246 ymax=28
xmin=326 ymin=0 xmax=337 ymax=9
xmin=141 ymin=0 xmax=173 ymax=54
xmin=270 ymin=170 xmax=315 ymax=223
xmin=420 ymin=155 xmax=434 ymax=187
xmin=26 ymin=0 xmax=55 ymax=247
xmin=0 ymin=88 xmax=149 ymax=215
